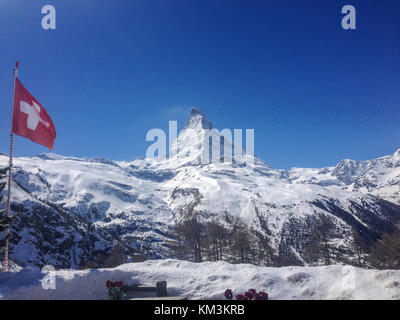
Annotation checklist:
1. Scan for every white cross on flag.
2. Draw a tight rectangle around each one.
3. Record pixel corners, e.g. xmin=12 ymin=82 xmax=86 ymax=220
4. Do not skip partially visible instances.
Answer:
xmin=12 ymin=78 xmax=56 ymax=150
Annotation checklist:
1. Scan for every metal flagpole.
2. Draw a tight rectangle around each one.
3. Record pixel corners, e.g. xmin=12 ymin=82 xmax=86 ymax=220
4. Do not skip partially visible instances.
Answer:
xmin=3 ymin=61 xmax=19 ymax=272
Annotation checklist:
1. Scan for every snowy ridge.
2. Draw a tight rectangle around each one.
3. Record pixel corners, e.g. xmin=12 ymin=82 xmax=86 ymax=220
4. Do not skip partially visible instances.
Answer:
xmin=1 ymin=109 xmax=400 ymax=268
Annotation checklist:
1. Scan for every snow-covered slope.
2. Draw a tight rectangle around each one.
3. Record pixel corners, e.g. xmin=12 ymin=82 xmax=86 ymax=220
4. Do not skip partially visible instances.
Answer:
xmin=1 ymin=108 xmax=400 ymax=268
xmin=1 ymin=259 xmax=400 ymax=300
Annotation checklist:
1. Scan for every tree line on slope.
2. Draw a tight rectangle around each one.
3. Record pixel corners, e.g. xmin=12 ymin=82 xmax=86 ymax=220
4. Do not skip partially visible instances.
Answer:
xmin=168 ymin=208 xmax=400 ymax=269
xmin=369 ymin=230 xmax=400 ymax=269
xmin=170 ymin=211 xmax=275 ymax=266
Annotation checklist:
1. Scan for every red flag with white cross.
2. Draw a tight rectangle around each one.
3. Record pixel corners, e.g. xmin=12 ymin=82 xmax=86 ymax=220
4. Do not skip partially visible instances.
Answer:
xmin=12 ymin=78 xmax=56 ymax=151
xmin=2 ymin=62 xmax=57 ymax=273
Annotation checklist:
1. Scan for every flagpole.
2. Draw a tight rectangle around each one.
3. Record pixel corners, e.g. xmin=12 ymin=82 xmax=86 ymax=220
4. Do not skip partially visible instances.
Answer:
xmin=3 ymin=61 xmax=19 ymax=272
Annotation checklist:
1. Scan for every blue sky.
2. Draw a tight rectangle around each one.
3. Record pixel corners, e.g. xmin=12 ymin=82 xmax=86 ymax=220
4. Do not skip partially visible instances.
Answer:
xmin=0 ymin=0 xmax=399 ymax=169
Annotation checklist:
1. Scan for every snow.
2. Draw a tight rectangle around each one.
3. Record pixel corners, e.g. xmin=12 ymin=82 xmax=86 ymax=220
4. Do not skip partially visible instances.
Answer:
xmin=1 ymin=108 xmax=400 ymax=267
xmin=0 ymin=259 xmax=399 ymax=300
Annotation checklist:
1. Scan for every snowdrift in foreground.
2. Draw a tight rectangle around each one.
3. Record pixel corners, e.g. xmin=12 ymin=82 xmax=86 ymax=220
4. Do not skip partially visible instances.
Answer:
xmin=1 ymin=259 xmax=399 ymax=300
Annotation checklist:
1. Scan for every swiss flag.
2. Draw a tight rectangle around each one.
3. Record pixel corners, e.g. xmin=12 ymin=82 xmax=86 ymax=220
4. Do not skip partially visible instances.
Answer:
xmin=12 ymin=79 xmax=56 ymax=151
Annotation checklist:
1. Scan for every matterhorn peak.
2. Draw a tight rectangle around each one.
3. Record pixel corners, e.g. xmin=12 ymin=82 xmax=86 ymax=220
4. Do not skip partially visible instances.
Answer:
xmin=392 ymin=148 xmax=400 ymax=163
xmin=184 ymin=107 xmax=213 ymax=130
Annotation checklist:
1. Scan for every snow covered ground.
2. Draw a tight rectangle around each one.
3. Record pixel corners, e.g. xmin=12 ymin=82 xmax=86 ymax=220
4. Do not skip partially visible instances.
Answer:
xmin=1 ymin=259 xmax=399 ymax=300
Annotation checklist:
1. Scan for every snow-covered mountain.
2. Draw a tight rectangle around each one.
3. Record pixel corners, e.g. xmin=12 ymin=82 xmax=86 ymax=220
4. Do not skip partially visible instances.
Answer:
xmin=1 ymin=108 xmax=400 ymax=268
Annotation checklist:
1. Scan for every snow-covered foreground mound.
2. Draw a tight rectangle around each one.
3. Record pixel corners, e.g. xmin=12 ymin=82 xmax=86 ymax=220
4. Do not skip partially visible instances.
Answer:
xmin=1 ymin=259 xmax=399 ymax=300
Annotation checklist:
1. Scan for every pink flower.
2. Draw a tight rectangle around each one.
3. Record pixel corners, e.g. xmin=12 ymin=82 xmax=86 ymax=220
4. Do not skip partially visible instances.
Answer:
xmin=244 ymin=292 xmax=252 ymax=300
xmin=224 ymin=289 xmax=233 ymax=300
xmin=259 ymin=291 xmax=269 ymax=300
xmin=253 ymin=293 xmax=261 ymax=300
xmin=248 ymin=289 xmax=256 ymax=295
xmin=236 ymin=294 xmax=244 ymax=300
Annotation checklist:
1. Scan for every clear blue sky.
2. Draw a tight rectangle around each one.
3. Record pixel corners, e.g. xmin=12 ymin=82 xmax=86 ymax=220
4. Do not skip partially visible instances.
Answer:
xmin=0 ymin=0 xmax=399 ymax=169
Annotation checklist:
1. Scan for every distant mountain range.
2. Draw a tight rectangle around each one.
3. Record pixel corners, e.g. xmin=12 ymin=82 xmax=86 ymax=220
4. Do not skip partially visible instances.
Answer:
xmin=1 ymin=108 xmax=399 ymax=268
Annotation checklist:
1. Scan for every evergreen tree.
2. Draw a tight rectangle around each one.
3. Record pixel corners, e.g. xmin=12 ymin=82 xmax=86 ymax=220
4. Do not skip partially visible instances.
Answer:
xmin=173 ymin=215 xmax=205 ymax=262
xmin=231 ymin=221 xmax=251 ymax=263
xmin=302 ymin=214 xmax=334 ymax=265
xmin=204 ymin=220 xmax=227 ymax=261
xmin=252 ymin=228 xmax=275 ymax=266
xmin=369 ymin=227 xmax=400 ymax=269
xmin=318 ymin=215 xmax=333 ymax=265
xmin=352 ymin=228 xmax=369 ymax=267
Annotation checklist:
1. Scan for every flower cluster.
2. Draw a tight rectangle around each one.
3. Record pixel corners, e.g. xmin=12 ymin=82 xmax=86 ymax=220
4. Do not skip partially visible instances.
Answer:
xmin=225 ymin=288 xmax=269 ymax=300
xmin=106 ymin=280 xmax=127 ymax=300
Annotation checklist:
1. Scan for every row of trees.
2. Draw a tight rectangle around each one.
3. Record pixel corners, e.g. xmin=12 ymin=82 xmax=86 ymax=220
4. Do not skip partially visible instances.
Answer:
xmin=170 ymin=210 xmax=346 ymax=267
xmin=170 ymin=212 xmax=275 ymax=266
xmin=168 ymin=208 xmax=400 ymax=269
